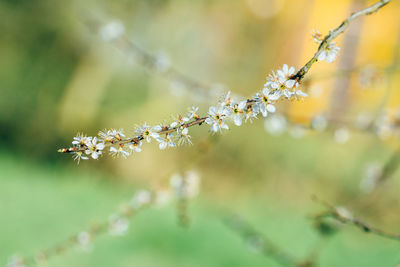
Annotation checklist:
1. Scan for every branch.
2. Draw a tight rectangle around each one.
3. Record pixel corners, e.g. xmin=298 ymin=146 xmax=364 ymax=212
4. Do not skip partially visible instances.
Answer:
xmin=312 ymin=196 xmax=400 ymax=242
xmin=223 ymin=213 xmax=297 ymax=267
xmin=58 ymin=0 xmax=392 ymax=163
xmin=13 ymin=190 xmax=154 ymax=266
xmin=292 ymin=0 xmax=391 ymax=81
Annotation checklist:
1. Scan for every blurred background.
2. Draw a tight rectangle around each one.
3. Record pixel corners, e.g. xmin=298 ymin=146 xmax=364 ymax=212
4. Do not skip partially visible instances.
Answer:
xmin=1 ymin=0 xmax=400 ymax=266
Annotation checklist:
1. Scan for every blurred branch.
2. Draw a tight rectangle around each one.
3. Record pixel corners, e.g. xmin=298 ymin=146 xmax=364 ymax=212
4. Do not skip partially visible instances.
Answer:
xmin=293 ymin=0 xmax=391 ymax=81
xmin=18 ymin=190 xmax=153 ymax=266
xmin=116 ymin=37 xmax=219 ymax=100
xmin=374 ymin=147 xmax=400 ymax=189
xmin=312 ymin=195 xmax=400 ymax=242
xmin=14 ymin=136 xmax=213 ymax=266
xmin=85 ymin=17 xmax=227 ymax=102
xmin=223 ymin=213 xmax=297 ymax=267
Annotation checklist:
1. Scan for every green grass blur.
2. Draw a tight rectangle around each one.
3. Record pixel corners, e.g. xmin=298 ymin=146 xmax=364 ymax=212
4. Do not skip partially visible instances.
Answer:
xmin=1 ymin=141 xmax=400 ymax=267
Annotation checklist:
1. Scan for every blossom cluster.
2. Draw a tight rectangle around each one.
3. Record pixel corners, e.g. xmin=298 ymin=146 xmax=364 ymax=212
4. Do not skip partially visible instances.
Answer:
xmin=312 ymin=29 xmax=340 ymax=63
xmin=61 ymin=27 xmax=347 ymax=163
xmin=60 ymin=63 xmax=314 ymax=162
xmin=204 ymin=64 xmax=307 ymax=132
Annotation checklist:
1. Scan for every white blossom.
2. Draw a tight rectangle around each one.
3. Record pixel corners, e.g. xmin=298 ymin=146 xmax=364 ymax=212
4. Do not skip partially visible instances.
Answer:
xmin=99 ymin=129 xmax=125 ymax=143
xmin=72 ymin=133 xmax=92 ymax=146
xmin=231 ymin=101 xmax=247 ymax=126
xmin=318 ymin=42 xmax=340 ymax=63
xmin=72 ymin=151 xmax=89 ymax=163
xmin=277 ymin=64 xmax=297 ymax=89
xmin=109 ymin=145 xmax=130 ymax=158
xmin=136 ymin=123 xmax=161 ymax=143
xmin=157 ymin=133 xmax=177 ymax=150
xmin=219 ymin=91 xmax=232 ymax=107
xmin=311 ymin=29 xmax=323 ymax=44
xmin=129 ymin=141 xmax=142 ymax=153
xmin=187 ymin=106 xmax=199 ymax=120
xmin=85 ymin=137 xmax=105 ymax=159
xmin=178 ymin=127 xmax=192 ymax=145
xmin=170 ymin=114 xmax=190 ymax=128
xmin=264 ymin=71 xmax=280 ymax=90
xmin=254 ymin=89 xmax=277 ymax=117
xmin=205 ymin=106 xmax=230 ymax=133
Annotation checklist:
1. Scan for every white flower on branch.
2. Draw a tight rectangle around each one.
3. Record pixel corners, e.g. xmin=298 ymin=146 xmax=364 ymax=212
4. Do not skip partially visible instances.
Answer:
xmin=277 ymin=64 xmax=297 ymax=90
xmin=231 ymin=101 xmax=247 ymax=126
xmin=72 ymin=133 xmax=92 ymax=146
xmin=187 ymin=106 xmax=200 ymax=120
xmin=73 ymin=151 xmax=89 ymax=164
xmin=170 ymin=114 xmax=190 ymax=128
xmin=318 ymin=41 xmax=340 ymax=63
xmin=129 ymin=140 xmax=143 ymax=153
xmin=311 ymin=29 xmax=324 ymax=44
xmin=312 ymin=29 xmax=340 ymax=63
xmin=219 ymin=91 xmax=232 ymax=107
xmin=178 ymin=127 xmax=192 ymax=145
xmin=85 ymin=137 xmax=105 ymax=159
xmin=264 ymin=71 xmax=280 ymax=90
xmin=136 ymin=123 xmax=161 ymax=143
xmin=99 ymin=129 xmax=125 ymax=143
xmin=264 ymin=64 xmax=307 ymax=99
xmin=205 ymin=106 xmax=231 ymax=133
xmin=109 ymin=145 xmax=130 ymax=158
xmin=158 ymin=133 xmax=177 ymax=150
xmin=253 ymin=89 xmax=277 ymax=117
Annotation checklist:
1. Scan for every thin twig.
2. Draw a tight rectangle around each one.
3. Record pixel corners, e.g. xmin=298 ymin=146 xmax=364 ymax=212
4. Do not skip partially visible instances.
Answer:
xmin=292 ymin=0 xmax=391 ymax=81
xmin=312 ymin=195 xmax=400 ymax=242
xmin=374 ymin=147 xmax=400 ymax=188
xmin=223 ymin=213 xmax=297 ymax=267
xmin=59 ymin=0 xmax=392 ymax=157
